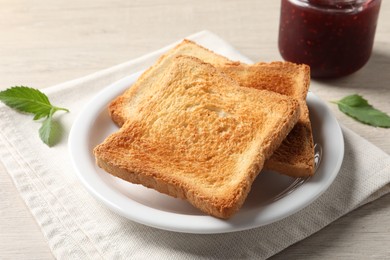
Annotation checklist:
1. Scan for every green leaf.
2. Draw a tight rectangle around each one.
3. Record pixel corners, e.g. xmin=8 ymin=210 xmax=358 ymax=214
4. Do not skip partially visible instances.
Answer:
xmin=0 ymin=86 xmax=68 ymax=120
xmin=0 ymin=86 xmax=69 ymax=146
xmin=39 ymin=114 xmax=63 ymax=147
xmin=333 ymin=94 xmax=390 ymax=128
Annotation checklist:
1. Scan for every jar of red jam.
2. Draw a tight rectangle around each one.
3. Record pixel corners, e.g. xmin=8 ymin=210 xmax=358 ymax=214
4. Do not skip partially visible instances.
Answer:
xmin=278 ymin=0 xmax=382 ymax=78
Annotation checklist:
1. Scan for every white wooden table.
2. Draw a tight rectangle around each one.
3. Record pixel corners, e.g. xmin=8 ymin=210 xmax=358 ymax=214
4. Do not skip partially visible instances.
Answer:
xmin=1 ymin=1 xmax=389 ymax=258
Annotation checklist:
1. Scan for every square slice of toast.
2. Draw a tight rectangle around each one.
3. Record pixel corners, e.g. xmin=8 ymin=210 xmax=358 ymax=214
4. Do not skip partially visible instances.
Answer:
xmin=94 ymin=56 xmax=300 ymax=219
xmin=108 ymin=40 xmax=315 ymax=178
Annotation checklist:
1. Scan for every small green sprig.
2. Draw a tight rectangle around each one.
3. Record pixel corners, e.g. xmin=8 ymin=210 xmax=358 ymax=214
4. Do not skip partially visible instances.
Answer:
xmin=332 ymin=94 xmax=390 ymax=128
xmin=0 ymin=86 xmax=69 ymax=146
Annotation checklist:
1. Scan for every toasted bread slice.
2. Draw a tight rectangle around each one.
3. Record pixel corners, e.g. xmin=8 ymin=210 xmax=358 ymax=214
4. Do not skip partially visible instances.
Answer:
xmin=94 ymin=56 xmax=300 ymax=219
xmin=219 ymin=62 xmax=314 ymax=177
xmin=108 ymin=40 xmax=315 ymax=178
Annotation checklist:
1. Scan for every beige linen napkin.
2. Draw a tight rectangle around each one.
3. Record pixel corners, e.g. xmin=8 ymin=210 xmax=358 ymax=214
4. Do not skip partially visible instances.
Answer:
xmin=1 ymin=31 xmax=389 ymax=259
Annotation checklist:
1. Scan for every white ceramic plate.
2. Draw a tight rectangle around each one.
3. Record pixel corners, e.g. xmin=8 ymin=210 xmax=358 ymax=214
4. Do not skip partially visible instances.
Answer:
xmin=69 ymin=72 xmax=344 ymax=234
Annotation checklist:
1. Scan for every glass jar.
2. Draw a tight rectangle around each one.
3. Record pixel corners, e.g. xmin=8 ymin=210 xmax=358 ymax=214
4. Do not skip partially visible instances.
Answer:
xmin=278 ymin=0 xmax=382 ymax=78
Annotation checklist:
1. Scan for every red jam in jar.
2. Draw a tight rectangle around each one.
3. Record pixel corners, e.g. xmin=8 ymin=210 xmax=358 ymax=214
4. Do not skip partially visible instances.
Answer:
xmin=278 ymin=0 xmax=382 ymax=78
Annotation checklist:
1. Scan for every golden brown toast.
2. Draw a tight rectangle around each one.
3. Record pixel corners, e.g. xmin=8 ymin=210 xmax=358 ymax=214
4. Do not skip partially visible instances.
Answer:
xmin=94 ymin=56 xmax=301 ymax=218
xmin=108 ymin=40 xmax=315 ymax=178
xmin=219 ymin=62 xmax=314 ymax=177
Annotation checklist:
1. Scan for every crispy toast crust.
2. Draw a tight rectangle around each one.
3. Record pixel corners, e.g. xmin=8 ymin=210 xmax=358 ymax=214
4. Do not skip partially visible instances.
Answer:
xmin=94 ymin=56 xmax=300 ymax=218
xmin=108 ymin=39 xmax=231 ymax=127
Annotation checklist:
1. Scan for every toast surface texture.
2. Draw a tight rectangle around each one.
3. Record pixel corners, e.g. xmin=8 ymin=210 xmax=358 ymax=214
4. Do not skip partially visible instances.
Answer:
xmin=219 ymin=62 xmax=314 ymax=177
xmin=108 ymin=39 xmax=315 ymax=178
xmin=94 ymin=56 xmax=300 ymax=218
xmin=108 ymin=39 xmax=231 ymax=126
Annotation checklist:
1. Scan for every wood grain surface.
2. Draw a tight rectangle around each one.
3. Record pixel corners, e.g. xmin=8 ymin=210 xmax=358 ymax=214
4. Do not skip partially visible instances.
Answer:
xmin=1 ymin=0 xmax=389 ymax=259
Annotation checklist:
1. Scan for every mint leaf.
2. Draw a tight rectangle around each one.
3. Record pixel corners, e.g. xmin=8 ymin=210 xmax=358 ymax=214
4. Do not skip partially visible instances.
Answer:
xmin=333 ymin=94 xmax=390 ymax=128
xmin=0 ymin=86 xmax=69 ymax=146
xmin=0 ymin=86 xmax=68 ymax=120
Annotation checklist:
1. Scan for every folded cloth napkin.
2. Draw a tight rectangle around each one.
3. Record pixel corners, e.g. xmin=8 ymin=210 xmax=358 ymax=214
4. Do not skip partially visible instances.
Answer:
xmin=1 ymin=30 xmax=389 ymax=259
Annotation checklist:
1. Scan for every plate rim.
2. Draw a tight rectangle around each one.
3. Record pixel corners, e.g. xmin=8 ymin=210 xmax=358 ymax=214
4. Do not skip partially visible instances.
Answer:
xmin=68 ymin=72 xmax=344 ymax=234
